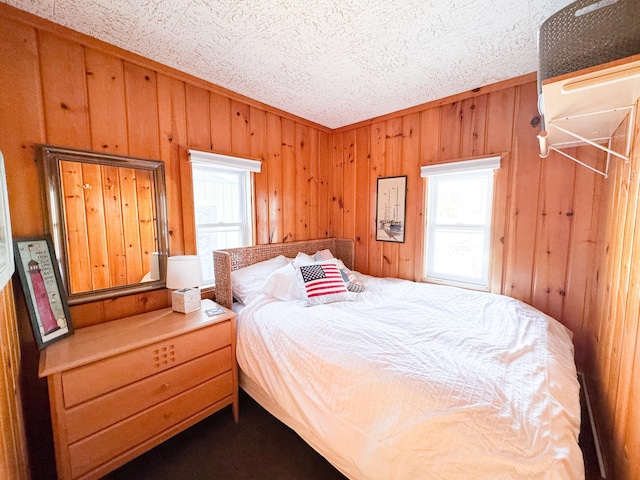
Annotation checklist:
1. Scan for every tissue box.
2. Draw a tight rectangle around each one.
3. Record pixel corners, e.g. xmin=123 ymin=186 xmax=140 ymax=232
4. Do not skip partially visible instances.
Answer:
xmin=171 ymin=288 xmax=201 ymax=314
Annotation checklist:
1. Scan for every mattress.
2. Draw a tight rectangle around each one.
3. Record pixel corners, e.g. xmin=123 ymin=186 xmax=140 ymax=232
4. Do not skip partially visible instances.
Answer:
xmin=236 ymin=275 xmax=584 ymax=479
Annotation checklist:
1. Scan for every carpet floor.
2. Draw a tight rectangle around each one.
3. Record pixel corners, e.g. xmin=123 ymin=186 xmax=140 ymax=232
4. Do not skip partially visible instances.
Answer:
xmin=106 ymin=388 xmax=601 ymax=480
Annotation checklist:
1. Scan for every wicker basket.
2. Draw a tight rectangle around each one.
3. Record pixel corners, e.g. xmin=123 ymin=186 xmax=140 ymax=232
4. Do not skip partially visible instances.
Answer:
xmin=538 ymin=0 xmax=640 ymax=82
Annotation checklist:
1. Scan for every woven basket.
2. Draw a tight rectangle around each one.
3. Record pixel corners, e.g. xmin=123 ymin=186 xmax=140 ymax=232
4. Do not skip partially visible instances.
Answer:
xmin=538 ymin=0 xmax=640 ymax=82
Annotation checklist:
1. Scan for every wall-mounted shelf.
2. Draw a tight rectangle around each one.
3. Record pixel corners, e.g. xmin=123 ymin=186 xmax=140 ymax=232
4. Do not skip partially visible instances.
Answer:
xmin=538 ymin=55 xmax=640 ymax=178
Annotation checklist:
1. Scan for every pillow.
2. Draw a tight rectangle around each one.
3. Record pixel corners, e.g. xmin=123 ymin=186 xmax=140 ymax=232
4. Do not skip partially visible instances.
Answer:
xmin=292 ymin=251 xmax=315 ymax=265
xmin=231 ymin=255 xmax=289 ymax=304
xmin=313 ymin=249 xmax=334 ymax=262
xmin=295 ymin=259 xmax=353 ymax=306
xmin=334 ymin=258 xmax=365 ymax=293
xmin=262 ymin=263 xmax=303 ymax=302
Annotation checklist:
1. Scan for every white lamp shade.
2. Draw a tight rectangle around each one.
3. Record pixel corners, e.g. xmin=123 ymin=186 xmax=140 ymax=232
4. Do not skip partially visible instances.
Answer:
xmin=166 ymin=255 xmax=203 ymax=289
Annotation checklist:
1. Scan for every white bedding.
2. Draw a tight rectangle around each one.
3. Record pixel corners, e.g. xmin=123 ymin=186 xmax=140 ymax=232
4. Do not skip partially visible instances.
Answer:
xmin=236 ymin=275 xmax=584 ymax=479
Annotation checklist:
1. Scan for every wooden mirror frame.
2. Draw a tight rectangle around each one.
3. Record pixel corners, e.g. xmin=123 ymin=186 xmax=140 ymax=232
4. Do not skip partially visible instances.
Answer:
xmin=37 ymin=145 xmax=169 ymax=305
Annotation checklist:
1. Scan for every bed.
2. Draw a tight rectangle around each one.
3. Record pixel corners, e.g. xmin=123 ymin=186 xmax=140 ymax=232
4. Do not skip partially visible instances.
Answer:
xmin=213 ymin=238 xmax=584 ymax=479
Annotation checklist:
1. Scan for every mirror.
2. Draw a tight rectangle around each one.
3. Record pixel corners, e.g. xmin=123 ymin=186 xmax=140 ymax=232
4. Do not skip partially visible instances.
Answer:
xmin=38 ymin=145 xmax=169 ymax=305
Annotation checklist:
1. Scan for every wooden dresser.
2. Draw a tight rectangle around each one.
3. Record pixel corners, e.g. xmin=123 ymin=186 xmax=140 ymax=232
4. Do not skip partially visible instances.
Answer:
xmin=38 ymin=299 xmax=238 ymax=480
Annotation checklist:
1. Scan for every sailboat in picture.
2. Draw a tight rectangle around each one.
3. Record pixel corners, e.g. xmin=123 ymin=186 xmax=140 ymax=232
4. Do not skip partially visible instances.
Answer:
xmin=376 ymin=176 xmax=406 ymax=243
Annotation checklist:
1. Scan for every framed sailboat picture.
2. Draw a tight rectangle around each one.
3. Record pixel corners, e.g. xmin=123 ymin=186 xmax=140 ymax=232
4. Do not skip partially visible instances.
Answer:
xmin=376 ymin=176 xmax=407 ymax=243
xmin=13 ymin=235 xmax=73 ymax=349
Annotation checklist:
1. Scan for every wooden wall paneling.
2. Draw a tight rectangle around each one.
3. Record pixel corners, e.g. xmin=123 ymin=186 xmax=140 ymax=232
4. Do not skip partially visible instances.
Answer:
xmin=295 ymin=124 xmax=310 ymax=240
xmin=250 ymin=106 xmax=269 ymax=245
xmin=317 ymin=131 xmax=331 ymax=239
xmin=308 ymin=128 xmax=320 ymax=239
xmin=210 ymin=93 xmax=231 ymax=153
xmin=101 ymin=165 xmax=127 ymax=288
xmin=0 ymin=19 xmax=46 ymax=237
xmin=81 ymin=162 xmax=111 ymax=290
xmin=85 ymin=49 xmax=128 ymax=155
xmin=59 ymin=160 xmax=92 ymax=293
xmin=135 ymin=169 xmax=156 ymax=276
xmin=419 ymin=108 xmax=441 ymax=165
xmin=399 ymin=113 xmax=421 ymax=281
xmin=367 ymin=122 xmax=386 ymax=276
xmin=118 ymin=167 xmax=144 ymax=284
xmin=341 ymin=130 xmax=356 ymax=242
xmin=564 ymin=146 xmax=605 ymax=369
xmin=439 ymin=101 xmax=462 ymax=161
xmin=531 ymin=152 xmax=576 ymax=322
xmin=281 ymin=119 xmax=296 ymax=242
xmin=459 ymin=96 xmax=487 ymax=159
xmin=266 ymin=113 xmax=283 ymax=243
xmin=330 ymin=133 xmax=344 ymax=239
xmin=0 ymin=284 xmax=29 ymax=480
xmin=185 ymin=84 xmax=211 ymax=151
xmin=37 ymin=32 xmax=91 ymax=149
xmin=231 ymin=100 xmax=251 ymax=157
xmin=156 ymin=74 xmax=187 ymax=256
xmin=354 ymin=126 xmax=371 ymax=272
xmin=382 ymin=118 xmax=403 ymax=278
xmin=124 ymin=63 xmax=160 ymax=159
xmin=484 ymin=88 xmax=516 ymax=294
xmin=503 ymin=84 xmax=542 ymax=305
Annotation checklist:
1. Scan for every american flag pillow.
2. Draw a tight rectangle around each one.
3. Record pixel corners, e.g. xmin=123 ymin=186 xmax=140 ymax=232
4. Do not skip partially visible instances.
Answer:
xmin=295 ymin=260 xmax=352 ymax=306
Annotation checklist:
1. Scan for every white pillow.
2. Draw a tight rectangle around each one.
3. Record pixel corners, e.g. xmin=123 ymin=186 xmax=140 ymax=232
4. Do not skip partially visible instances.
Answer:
xmin=292 ymin=251 xmax=315 ymax=266
xmin=295 ymin=259 xmax=354 ymax=306
xmin=231 ymin=255 xmax=288 ymax=304
xmin=262 ymin=263 xmax=303 ymax=301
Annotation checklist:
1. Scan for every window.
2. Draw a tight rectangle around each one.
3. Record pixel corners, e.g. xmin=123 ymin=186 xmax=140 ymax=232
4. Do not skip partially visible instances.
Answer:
xmin=189 ymin=150 xmax=261 ymax=284
xmin=421 ymin=156 xmax=500 ymax=289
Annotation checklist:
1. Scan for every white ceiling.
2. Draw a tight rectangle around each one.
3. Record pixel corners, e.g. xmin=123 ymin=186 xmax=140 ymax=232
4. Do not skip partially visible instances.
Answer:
xmin=3 ymin=0 xmax=574 ymax=128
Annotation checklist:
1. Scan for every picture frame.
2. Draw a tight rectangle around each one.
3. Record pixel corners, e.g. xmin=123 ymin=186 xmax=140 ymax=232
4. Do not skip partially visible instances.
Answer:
xmin=376 ymin=175 xmax=407 ymax=243
xmin=0 ymin=151 xmax=14 ymax=289
xmin=13 ymin=235 xmax=73 ymax=349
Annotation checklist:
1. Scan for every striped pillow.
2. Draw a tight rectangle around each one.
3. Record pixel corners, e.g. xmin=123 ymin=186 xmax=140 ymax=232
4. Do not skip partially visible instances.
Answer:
xmin=295 ymin=260 xmax=352 ymax=306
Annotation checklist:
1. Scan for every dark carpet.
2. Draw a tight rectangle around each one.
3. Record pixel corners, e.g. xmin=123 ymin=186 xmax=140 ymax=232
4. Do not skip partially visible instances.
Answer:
xmin=105 ymin=390 xmax=347 ymax=480
xmin=107 ymin=387 xmax=602 ymax=480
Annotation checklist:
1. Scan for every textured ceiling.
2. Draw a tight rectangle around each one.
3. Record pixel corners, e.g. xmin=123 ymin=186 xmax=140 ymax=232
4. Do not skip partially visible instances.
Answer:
xmin=4 ymin=0 xmax=574 ymax=128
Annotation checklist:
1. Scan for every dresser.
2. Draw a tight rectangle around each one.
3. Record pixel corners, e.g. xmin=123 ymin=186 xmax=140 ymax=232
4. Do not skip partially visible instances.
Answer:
xmin=38 ymin=299 xmax=238 ymax=480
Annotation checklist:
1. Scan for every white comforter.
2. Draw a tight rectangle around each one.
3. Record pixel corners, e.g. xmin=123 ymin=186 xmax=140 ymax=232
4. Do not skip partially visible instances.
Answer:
xmin=236 ymin=276 xmax=584 ymax=479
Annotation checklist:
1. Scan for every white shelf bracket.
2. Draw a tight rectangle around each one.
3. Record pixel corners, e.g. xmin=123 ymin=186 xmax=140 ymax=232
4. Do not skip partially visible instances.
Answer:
xmin=538 ymin=104 xmax=636 ymax=179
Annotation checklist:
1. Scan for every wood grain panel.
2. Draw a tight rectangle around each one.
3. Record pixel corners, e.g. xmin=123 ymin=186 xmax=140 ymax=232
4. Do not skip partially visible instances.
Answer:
xmin=317 ymin=131 xmax=331 ymax=239
xmin=354 ymin=126 xmax=370 ymax=272
xmin=124 ymin=63 xmax=160 ymax=159
xmin=231 ymin=100 xmax=251 ymax=157
xmin=250 ymin=106 xmax=269 ymax=245
xmin=37 ymin=31 xmax=90 ymax=149
xmin=82 ymin=162 xmax=111 ymax=290
xmin=85 ymin=49 xmax=128 ymax=155
xmin=400 ymin=113 xmax=421 ymax=281
xmin=281 ymin=119 xmax=296 ymax=242
xmin=210 ymin=93 xmax=231 ymax=153
xmin=295 ymin=124 xmax=310 ymax=240
xmin=156 ymin=74 xmax=187 ymax=255
xmin=266 ymin=113 xmax=283 ymax=243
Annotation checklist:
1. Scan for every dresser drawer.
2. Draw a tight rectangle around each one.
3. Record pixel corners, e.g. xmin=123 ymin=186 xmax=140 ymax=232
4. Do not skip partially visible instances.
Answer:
xmin=68 ymin=371 xmax=233 ymax=479
xmin=65 ymin=346 xmax=232 ymax=443
xmin=62 ymin=320 xmax=231 ymax=408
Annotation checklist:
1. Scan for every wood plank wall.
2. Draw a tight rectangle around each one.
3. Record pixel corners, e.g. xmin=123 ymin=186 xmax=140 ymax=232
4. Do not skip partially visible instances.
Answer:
xmin=584 ymin=100 xmax=640 ymax=480
xmin=0 ymin=282 xmax=29 ymax=480
xmin=1 ymin=4 xmax=639 ymax=479
xmin=331 ymin=80 xmax=605 ymax=369
xmin=0 ymin=6 xmax=332 ymax=327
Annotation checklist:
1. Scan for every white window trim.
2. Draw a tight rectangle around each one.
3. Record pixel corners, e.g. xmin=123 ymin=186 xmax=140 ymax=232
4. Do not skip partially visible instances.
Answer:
xmin=189 ymin=150 xmax=261 ymax=286
xmin=421 ymin=155 xmax=501 ymax=290
xmin=188 ymin=149 xmax=262 ymax=172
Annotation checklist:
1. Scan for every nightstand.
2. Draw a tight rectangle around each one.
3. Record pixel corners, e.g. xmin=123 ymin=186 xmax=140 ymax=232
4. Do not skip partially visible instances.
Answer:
xmin=38 ymin=299 xmax=238 ymax=480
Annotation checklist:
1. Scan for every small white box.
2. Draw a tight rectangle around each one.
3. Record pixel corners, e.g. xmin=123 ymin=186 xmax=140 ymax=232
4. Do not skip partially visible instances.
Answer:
xmin=171 ymin=288 xmax=201 ymax=314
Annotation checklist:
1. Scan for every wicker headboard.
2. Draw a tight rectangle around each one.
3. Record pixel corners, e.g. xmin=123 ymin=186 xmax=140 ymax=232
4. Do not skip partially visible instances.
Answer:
xmin=213 ymin=238 xmax=354 ymax=309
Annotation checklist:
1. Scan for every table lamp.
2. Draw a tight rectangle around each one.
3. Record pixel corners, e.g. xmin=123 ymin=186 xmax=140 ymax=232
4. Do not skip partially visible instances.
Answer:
xmin=166 ymin=255 xmax=203 ymax=314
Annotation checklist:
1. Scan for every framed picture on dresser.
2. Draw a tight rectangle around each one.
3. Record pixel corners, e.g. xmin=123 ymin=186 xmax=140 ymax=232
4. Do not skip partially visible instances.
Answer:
xmin=13 ymin=235 xmax=73 ymax=349
xmin=0 ymin=151 xmax=13 ymax=290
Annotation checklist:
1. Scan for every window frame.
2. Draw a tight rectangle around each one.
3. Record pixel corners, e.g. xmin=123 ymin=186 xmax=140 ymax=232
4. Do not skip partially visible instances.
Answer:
xmin=188 ymin=150 xmax=261 ymax=286
xmin=420 ymin=155 xmax=500 ymax=290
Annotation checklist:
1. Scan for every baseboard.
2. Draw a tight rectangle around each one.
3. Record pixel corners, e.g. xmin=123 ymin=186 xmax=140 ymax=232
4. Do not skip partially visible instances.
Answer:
xmin=578 ymin=372 xmax=607 ymax=479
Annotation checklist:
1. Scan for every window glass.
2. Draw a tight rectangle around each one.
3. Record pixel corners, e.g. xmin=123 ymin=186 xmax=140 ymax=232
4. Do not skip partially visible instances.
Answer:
xmin=192 ymin=162 xmax=253 ymax=285
xmin=425 ymin=169 xmax=495 ymax=288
